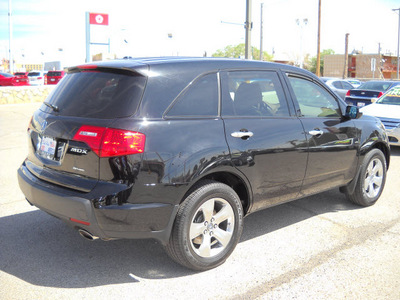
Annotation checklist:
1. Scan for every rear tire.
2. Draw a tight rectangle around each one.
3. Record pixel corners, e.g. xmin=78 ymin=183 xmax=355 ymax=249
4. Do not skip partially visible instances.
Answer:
xmin=345 ymin=149 xmax=387 ymax=207
xmin=165 ymin=180 xmax=243 ymax=271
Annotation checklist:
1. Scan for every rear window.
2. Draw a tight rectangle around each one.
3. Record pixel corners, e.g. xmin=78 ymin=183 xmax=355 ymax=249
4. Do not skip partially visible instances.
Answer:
xmin=358 ymin=81 xmax=393 ymax=91
xmin=47 ymin=71 xmax=62 ymax=77
xmin=41 ymin=70 xmax=146 ymax=119
xmin=28 ymin=72 xmax=40 ymax=76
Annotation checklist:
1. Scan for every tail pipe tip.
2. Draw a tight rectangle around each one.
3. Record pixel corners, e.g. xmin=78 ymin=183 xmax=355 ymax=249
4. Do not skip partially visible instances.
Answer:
xmin=78 ymin=229 xmax=99 ymax=241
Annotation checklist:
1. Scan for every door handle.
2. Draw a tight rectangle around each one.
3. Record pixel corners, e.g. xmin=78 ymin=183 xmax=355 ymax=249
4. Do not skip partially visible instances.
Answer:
xmin=309 ymin=129 xmax=323 ymax=136
xmin=231 ymin=131 xmax=254 ymax=139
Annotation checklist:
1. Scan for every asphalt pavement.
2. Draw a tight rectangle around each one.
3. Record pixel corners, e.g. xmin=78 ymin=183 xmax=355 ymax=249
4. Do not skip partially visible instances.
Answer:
xmin=1 ymin=103 xmax=399 ymax=299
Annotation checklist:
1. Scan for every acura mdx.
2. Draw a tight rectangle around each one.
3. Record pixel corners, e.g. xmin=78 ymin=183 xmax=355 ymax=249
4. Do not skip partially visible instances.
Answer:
xmin=18 ymin=57 xmax=390 ymax=271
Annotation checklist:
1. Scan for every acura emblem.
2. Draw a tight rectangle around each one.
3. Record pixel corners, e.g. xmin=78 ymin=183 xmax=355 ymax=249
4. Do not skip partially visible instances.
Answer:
xmin=41 ymin=120 xmax=48 ymax=131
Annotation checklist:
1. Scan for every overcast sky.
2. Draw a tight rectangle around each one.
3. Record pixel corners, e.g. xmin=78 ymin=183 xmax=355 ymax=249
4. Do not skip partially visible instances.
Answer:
xmin=0 ymin=0 xmax=399 ymax=67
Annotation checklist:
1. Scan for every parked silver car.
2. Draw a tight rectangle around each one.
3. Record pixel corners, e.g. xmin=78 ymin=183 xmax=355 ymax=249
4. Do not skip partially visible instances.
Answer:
xmin=321 ymin=77 xmax=354 ymax=100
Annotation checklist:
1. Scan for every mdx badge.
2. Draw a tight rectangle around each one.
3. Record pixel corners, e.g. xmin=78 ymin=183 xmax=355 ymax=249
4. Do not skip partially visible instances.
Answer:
xmin=68 ymin=147 xmax=89 ymax=155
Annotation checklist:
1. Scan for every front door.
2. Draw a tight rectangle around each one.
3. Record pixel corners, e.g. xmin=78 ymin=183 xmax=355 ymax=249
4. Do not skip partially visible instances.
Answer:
xmin=285 ymin=74 xmax=359 ymax=196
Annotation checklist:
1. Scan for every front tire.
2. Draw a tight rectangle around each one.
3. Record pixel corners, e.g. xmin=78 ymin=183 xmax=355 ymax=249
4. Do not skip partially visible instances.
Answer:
xmin=345 ymin=149 xmax=387 ymax=207
xmin=166 ymin=180 xmax=244 ymax=271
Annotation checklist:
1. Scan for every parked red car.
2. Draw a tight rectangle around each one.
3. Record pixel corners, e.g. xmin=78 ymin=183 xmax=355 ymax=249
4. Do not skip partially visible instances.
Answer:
xmin=0 ymin=71 xmax=30 ymax=86
xmin=45 ymin=70 xmax=65 ymax=85
xmin=14 ymin=72 xmax=30 ymax=86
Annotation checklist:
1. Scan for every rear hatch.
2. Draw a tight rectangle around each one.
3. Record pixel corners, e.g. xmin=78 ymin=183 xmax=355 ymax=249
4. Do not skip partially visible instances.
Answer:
xmin=28 ymin=72 xmax=43 ymax=84
xmin=46 ymin=71 xmax=64 ymax=84
xmin=26 ymin=64 xmax=147 ymax=192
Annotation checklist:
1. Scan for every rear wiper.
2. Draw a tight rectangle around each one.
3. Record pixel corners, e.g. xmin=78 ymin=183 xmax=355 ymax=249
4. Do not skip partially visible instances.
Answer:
xmin=43 ymin=102 xmax=59 ymax=112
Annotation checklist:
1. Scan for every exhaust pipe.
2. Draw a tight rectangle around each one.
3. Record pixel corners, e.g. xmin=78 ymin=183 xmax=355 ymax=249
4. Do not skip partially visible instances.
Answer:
xmin=78 ymin=229 xmax=99 ymax=241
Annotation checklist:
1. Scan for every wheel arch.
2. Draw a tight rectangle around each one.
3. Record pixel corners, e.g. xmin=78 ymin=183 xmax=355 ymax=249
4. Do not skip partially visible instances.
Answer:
xmin=371 ymin=141 xmax=390 ymax=170
xmin=181 ymin=171 xmax=252 ymax=216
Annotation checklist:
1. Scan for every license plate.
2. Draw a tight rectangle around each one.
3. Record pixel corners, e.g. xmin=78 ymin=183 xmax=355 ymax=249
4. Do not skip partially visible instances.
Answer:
xmin=357 ymin=102 xmax=365 ymax=107
xmin=38 ymin=136 xmax=57 ymax=159
xmin=50 ymin=78 xmax=55 ymax=81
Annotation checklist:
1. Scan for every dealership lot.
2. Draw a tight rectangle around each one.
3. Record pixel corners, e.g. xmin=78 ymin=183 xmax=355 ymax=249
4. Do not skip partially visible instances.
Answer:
xmin=1 ymin=103 xmax=400 ymax=299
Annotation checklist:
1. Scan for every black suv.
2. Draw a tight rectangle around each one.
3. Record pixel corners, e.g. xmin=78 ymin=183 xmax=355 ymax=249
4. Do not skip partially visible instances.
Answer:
xmin=18 ymin=57 xmax=390 ymax=271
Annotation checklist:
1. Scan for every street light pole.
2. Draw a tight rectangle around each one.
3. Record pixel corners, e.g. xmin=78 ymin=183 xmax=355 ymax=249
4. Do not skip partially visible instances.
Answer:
xmin=260 ymin=3 xmax=263 ymax=61
xmin=316 ymin=0 xmax=321 ymax=76
xmin=8 ymin=0 xmax=13 ymax=73
xmin=393 ymin=8 xmax=400 ymax=79
xmin=245 ymin=0 xmax=252 ymax=59
xmin=296 ymin=18 xmax=308 ymax=68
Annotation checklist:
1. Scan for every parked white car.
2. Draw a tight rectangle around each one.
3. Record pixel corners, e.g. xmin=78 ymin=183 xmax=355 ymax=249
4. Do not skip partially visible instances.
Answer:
xmin=360 ymin=85 xmax=400 ymax=146
xmin=28 ymin=71 xmax=47 ymax=86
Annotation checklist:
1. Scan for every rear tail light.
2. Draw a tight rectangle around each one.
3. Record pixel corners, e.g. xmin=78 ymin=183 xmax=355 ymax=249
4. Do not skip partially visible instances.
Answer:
xmin=346 ymin=90 xmax=351 ymax=97
xmin=73 ymin=125 xmax=146 ymax=157
xmin=377 ymin=92 xmax=383 ymax=98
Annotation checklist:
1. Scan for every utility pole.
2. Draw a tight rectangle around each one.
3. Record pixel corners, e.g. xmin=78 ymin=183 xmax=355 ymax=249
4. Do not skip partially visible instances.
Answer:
xmin=260 ymin=3 xmax=263 ymax=61
xmin=245 ymin=0 xmax=252 ymax=59
xmin=343 ymin=33 xmax=349 ymax=79
xmin=393 ymin=8 xmax=400 ymax=79
xmin=316 ymin=0 xmax=321 ymax=76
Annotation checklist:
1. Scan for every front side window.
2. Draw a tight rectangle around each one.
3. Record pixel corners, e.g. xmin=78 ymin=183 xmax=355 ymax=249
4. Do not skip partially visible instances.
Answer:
xmin=221 ymin=71 xmax=290 ymax=117
xmin=288 ymin=76 xmax=341 ymax=118
xmin=166 ymin=73 xmax=218 ymax=117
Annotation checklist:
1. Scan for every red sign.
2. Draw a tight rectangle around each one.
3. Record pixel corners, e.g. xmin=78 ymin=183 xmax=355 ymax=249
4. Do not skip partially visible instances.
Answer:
xmin=89 ymin=13 xmax=109 ymax=26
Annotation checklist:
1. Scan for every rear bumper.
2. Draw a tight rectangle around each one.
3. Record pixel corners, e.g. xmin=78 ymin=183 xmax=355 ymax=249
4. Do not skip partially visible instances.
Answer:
xmin=386 ymin=127 xmax=400 ymax=147
xmin=345 ymin=97 xmax=372 ymax=107
xmin=17 ymin=161 xmax=178 ymax=244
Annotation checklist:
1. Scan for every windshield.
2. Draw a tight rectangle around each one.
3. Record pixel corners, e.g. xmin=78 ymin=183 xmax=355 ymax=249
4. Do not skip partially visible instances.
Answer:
xmin=0 ymin=72 xmax=14 ymax=78
xmin=40 ymin=70 xmax=146 ymax=118
xmin=376 ymin=87 xmax=400 ymax=105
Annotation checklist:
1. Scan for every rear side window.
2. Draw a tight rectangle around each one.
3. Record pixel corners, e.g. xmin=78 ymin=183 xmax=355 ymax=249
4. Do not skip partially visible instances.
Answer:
xmin=221 ymin=71 xmax=290 ymax=117
xmin=41 ymin=71 xmax=146 ymax=119
xmin=165 ymin=73 xmax=218 ymax=117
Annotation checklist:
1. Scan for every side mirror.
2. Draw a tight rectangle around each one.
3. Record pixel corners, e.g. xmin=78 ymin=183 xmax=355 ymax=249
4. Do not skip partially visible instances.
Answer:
xmin=345 ymin=105 xmax=362 ymax=119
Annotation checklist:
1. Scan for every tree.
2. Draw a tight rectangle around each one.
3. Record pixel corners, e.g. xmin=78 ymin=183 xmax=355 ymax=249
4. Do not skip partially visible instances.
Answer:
xmin=212 ymin=43 xmax=273 ymax=61
xmin=307 ymin=49 xmax=335 ymax=75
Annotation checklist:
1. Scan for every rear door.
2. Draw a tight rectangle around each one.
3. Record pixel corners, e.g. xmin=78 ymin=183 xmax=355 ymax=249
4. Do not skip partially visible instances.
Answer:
xmin=221 ymin=70 xmax=308 ymax=212
xmin=284 ymin=73 xmax=359 ymax=196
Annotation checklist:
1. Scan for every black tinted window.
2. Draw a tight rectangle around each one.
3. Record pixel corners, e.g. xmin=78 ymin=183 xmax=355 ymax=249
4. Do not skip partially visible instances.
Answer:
xmin=41 ymin=71 xmax=146 ymax=118
xmin=288 ymin=76 xmax=341 ymax=118
xmin=221 ymin=71 xmax=289 ymax=117
xmin=48 ymin=72 xmax=62 ymax=76
xmin=359 ymin=81 xmax=392 ymax=91
xmin=166 ymin=73 xmax=218 ymax=117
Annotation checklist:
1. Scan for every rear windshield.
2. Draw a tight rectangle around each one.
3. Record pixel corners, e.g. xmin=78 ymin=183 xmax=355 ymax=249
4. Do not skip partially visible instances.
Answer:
xmin=358 ymin=81 xmax=393 ymax=91
xmin=47 ymin=71 xmax=62 ymax=76
xmin=40 ymin=70 xmax=146 ymax=118
xmin=28 ymin=72 xmax=40 ymax=76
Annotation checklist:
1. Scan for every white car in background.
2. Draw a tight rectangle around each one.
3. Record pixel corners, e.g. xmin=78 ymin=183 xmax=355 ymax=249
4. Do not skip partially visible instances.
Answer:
xmin=360 ymin=86 xmax=400 ymax=146
xmin=28 ymin=71 xmax=47 ymax=86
